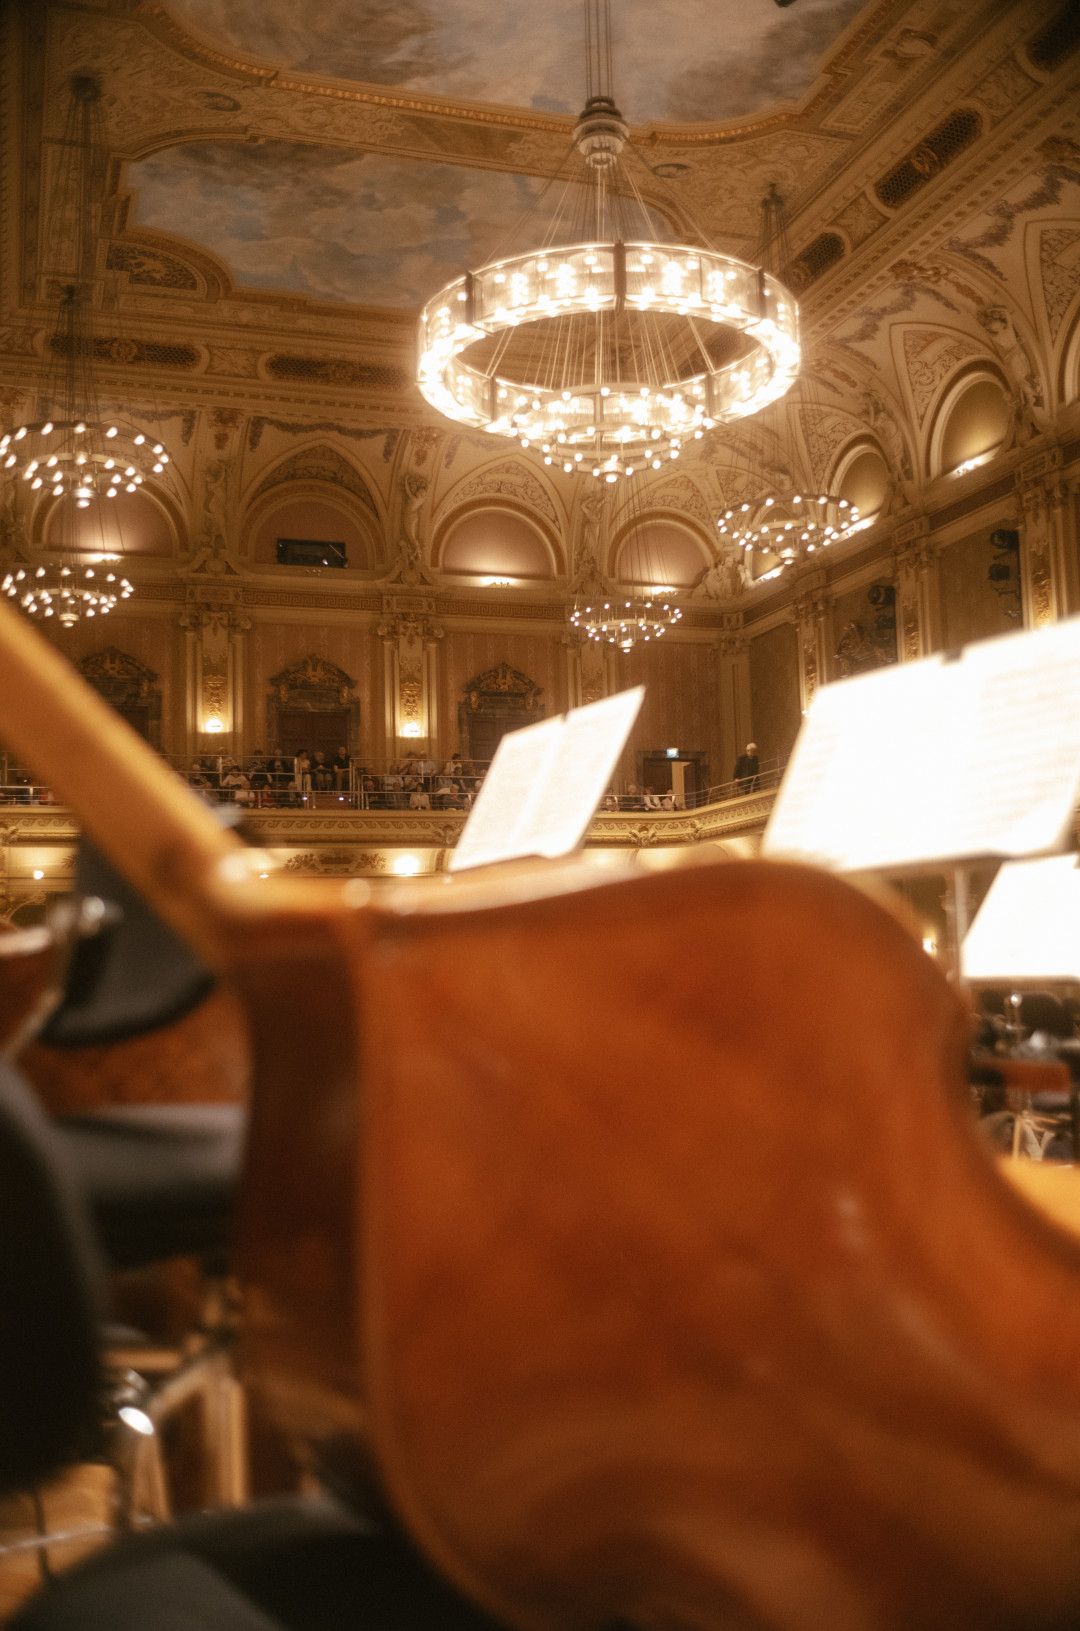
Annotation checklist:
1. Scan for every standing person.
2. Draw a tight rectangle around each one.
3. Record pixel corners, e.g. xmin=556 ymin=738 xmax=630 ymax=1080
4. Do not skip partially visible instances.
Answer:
xmin=733 ymin=742 xmax=760 ymax=793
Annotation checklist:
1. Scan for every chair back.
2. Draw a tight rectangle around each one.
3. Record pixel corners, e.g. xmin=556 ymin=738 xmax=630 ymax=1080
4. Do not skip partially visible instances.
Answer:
xmin=0 ymin=1062 xmax=103 ymax=1493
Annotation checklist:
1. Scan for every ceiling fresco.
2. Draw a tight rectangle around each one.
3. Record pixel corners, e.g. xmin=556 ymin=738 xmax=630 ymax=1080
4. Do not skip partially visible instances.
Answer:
xmin=126 ymin=145 xmax=550 ymax=308
xmin=160 ymin=0 xmax=866 ymax=124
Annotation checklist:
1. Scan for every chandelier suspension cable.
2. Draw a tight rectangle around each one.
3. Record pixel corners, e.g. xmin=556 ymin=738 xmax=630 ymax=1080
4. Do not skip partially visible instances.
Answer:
xmin=2 ymin=74 xmax=174 ymax=625
xmin=416 ymin=0 xmax=800 ymax=483
xmin=715 ymin=185 xmax=861 ymax=585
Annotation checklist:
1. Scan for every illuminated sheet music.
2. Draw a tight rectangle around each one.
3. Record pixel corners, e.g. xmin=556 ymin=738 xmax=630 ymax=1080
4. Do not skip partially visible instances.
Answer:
xmin=763 ymin=618 xmax=1080 ymax=872
xmin=962 ymin=855 xmax=1080 ymax=983
xmin=450 ymin=686 xmax=645 ymax=872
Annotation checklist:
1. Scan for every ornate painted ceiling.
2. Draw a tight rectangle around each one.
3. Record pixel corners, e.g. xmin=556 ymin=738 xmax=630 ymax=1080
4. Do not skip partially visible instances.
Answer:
xmin=0 ymin=0 xmax=1078 ymax=555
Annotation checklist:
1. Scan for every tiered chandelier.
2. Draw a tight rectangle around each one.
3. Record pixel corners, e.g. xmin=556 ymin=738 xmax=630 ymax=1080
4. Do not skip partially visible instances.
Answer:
xmin=416 ymin=1 xmax=800 ymax=483
xmin=568 ymin=479 xmax=684 ymax=651
xmin=0 ymin=75 xmax=168 ymax=625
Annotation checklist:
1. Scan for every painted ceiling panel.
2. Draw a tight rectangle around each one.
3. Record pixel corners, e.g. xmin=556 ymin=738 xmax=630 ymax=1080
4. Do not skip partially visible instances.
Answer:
xmin=126 ymin=144 xmax=546 ymax=307
xmin=161 ymin=0 xmax=866 ymax=124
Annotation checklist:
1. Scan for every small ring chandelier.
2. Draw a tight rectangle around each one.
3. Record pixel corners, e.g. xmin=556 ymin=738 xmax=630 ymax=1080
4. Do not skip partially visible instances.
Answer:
xmin=417 ymin=2 xmax=799 ymax=481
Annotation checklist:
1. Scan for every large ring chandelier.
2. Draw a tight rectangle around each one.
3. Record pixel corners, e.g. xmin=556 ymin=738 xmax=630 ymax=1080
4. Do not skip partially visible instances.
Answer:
xmin=416 ymin=3 xmax=799 ymax=481
xmin=418 ymin=239 xmax=799 ymax=481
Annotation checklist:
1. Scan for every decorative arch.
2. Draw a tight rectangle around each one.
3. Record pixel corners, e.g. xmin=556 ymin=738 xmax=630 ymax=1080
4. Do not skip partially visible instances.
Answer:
xmin=433 ymin=500 xmax=561 ymax=580
xmin=829 ymin=438 xmax=891 ymax=522
xmin=927 ymin=365 xmax=1012 ymax=479
xmin=78 ymin=648 xmax=162 ymax=746
xmin=608 ymin=509 xmax=712 ymax=587
xmin=1057 ymin=299 xmax=1080 ymax=408
xmin=267 ymin=654 xmax=360 ymax=756
xmin=33 ymin=477 xmax=183 ymax=557
xmin=243 ymin=444 xmax=383 ymax=569
xmin=457 ymin=663 xmax=544 ymax=767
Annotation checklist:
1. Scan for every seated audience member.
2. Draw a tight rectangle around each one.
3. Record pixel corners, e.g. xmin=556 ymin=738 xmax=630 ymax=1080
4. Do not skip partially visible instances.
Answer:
xmin=247 ymin=755 xmax=271 ymax=804
xmin=383 ymin=766 xmax=404 ymax=809
xmin=331 ymin=744 xmax=351 ymax=792
xmin=622 ymin=783 xmax=646 ymax=811
xmin=295 ymin=749 xmax=313 ymax=795
xmin=187 ymin=760 xmax=212 ymax=796
xmin=220 ymin=762 xmax=252 ymax=805
xmin=409 ymin=786 xmax=431 ymax=810
xmin=312 ymin=750 xmax=332 ymax=793
xmin=266 ymin=753 xmax=291 ymax=803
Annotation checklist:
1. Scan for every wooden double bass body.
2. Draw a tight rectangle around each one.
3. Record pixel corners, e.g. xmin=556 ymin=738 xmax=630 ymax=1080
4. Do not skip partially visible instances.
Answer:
xmin=5 ymin=598 xmax=1080 ymax=1630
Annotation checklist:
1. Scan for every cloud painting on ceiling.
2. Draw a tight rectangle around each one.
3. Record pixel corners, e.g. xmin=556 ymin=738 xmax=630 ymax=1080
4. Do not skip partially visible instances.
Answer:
xmin=163 ymin=0 xmax=866 ymax=124
xmin=127 ymin=145 xmax=561 ymax=308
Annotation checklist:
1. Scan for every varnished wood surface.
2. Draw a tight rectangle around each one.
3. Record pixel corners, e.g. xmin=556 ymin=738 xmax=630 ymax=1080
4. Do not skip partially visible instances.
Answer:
xmin=8 ymin=597 xmax=1080 ymax=1628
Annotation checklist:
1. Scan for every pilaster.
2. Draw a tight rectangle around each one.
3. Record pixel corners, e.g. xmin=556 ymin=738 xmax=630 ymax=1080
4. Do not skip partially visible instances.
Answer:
xmin=892 ymin=516 xmax=940 ymax=660
xmin=1017 ymin=446 xmax=1079 ymax=626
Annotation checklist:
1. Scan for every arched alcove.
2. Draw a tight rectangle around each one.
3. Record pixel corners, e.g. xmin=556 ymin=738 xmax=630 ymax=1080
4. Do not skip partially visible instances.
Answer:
xmin=39 ymin=485 xmax=179 ymax=557
xmin=834 ymin=442 xmax=890 ymax=522
xmin=78 ymin=648 xmax=162 ymax=745
xmin=250 ymin=492 xmax=376 ymax=569
xmin=457 ymin=663 xmax=544 ymax=766
xmin=612 ymin=516 xmax=710 ymax=588
xmin=437 ymin=506 xmax=557 ymax=581
xmin=930 ymin=370 xmax=1012 ymax=477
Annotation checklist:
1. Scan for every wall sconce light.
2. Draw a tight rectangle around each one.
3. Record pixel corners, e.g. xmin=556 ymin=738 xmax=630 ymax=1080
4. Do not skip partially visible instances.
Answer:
xmin=203 ymin=716 xmax=225 ymax=735
xmin=392 ymin=854 xmax=422 ymax=877
xmin=400 ymin=722 xmax=423 ymax=739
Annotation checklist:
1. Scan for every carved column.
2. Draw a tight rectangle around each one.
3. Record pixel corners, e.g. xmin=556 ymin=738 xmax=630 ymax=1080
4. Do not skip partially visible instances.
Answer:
xmin=377 ymin=600 xmax=444 ymax=760
xmin=792 ymin=584 xmax=830 ymax=713
xmin=717 ymin=615 xmax=750 ymax=778
xmin=1017 ymin=447 xmax=1078 ymax=627
xmin=179 ymin=587 xmax=251 ymax=759
xmin=892 ymin=517 xmax=939 ymax=660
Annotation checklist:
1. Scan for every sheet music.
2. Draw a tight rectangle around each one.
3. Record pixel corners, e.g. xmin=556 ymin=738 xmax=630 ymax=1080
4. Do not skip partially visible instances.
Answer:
xmin=764 ymin=618 xmax=1080 ymax=872
xmin=962 ymin=855 xmax=1080 ymax=983
xmin=450 ymin=686 xmax=645 ymax=873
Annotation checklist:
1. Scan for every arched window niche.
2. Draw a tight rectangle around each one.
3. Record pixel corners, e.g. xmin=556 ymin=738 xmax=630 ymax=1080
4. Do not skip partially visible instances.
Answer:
xmin=833 ymin=441 xmax=890 ymax=524
xmin=929 ymin=369 xmax=1012 ymax=479
xmin=436 ymin=506 xmax=558 ymax=583
xmin=248 ymin=491 xmax=378 ymax=571
xmin=611 ymin=515 xmax=710 ymax=589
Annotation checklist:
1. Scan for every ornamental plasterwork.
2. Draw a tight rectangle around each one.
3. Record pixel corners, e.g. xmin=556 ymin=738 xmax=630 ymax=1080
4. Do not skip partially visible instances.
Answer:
xmin=971 ymin=54 xmax=1039 ymax=125
xmin=636 ymin=475 xmax=713 ymax=530
xmin=448 ymin=460 xmax=560 ymax=530
xmin=269 ymin=654 xmax=356 ymax=703
xmin=1038 ymin=227 xmax=1080 ymax=341
xmin=899 ymin=326 xmax=985 ymax=423
xmin=833 ymin=193 xmax=889 ymax=251
xmin=800 ymin=407 xmax=857 ymax=485
xmin=250 ymin=445 xmax=380 ymax=517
